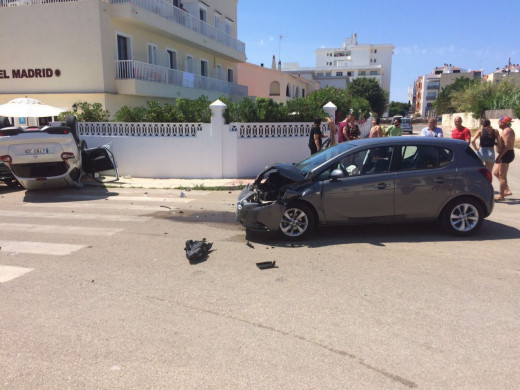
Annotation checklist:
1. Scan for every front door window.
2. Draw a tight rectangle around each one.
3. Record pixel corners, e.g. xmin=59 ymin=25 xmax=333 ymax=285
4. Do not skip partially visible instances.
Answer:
xmin=321 ymin=146 xmax=395 ymax=223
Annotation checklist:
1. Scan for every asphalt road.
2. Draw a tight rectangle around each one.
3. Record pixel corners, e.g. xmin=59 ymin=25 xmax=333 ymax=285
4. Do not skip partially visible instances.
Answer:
xmin=1 ymin=163 xmax=519 ymax=389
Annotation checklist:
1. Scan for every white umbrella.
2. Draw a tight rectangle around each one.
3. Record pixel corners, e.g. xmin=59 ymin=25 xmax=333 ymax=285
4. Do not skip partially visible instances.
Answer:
xmin=0 ymin=98 xmax=66 ymax=118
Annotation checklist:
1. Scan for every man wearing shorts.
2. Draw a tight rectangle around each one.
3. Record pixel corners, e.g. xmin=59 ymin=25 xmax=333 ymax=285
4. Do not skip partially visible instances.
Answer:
xmin=494 ymin=116 xmax=516 ymax=201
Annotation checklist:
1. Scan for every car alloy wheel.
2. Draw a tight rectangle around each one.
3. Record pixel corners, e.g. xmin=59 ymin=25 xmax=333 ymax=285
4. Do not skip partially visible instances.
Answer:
xmin=441 ymin=197 xmax=483 ymax=236
xmin=279 ymin=202 xmax=315 ymax=239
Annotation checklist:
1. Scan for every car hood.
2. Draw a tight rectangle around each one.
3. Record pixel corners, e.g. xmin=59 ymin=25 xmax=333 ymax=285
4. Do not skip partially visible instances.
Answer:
xmin=254 ymin=163 xmax=305 ymax=185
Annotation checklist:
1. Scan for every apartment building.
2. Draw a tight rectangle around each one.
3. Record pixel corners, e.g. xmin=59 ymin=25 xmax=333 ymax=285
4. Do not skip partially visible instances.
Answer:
xmin=0 ymin=0 xmax=247 ymax=120
xmin=413 ymin=65 xmax=482 ymax=117
xmin=282 ymin=33 xmax=394 ymax=95
xmin=485 ymin=63 xmax=520 ymax=86
xmin=237 ymin=56 xmax=319 ymax=103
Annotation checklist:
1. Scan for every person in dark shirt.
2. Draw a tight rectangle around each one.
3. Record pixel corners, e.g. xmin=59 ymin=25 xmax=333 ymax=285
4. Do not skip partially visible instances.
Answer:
xmin=308 ymin=118 xmax=324 ymax=155
xmin=346 ymin=115 xmax=361 ymax=140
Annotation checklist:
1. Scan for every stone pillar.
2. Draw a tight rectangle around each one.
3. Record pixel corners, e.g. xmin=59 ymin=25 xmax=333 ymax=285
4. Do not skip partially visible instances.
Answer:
xmin=323 ymin=101 xmax=337 ymax=145
xmin=209 ymin=99 xmax=227 ymax=178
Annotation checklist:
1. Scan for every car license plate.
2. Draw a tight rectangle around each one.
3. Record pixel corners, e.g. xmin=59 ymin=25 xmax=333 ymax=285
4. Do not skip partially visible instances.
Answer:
xmin=25 ymin=148 xmax=49 ymax=154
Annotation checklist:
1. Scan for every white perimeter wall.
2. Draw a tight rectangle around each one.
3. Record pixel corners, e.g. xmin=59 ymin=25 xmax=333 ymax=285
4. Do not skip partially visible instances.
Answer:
xmin=79 ymin=117 xmax=315 ymax=179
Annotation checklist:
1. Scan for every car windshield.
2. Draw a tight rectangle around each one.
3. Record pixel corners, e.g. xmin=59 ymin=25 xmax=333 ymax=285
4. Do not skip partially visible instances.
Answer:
xmin=295 ymin=142 xmax=358 ymax=175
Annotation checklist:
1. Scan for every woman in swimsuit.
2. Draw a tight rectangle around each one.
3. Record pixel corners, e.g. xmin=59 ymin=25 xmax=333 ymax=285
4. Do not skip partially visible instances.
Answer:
xmin=471 ymin=118 xmax=502 ymax=172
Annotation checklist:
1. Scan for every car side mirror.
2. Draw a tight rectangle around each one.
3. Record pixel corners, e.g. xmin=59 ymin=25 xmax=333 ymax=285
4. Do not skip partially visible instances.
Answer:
xmin=330 ymin=169 xmax=344 ymax=182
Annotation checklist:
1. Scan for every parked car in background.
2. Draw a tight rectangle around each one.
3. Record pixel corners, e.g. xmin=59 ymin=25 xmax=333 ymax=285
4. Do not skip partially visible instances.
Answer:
xmin=236 ymin=137 xmax=494 ymax=240
xmin=0 ymin=116 xmax=118 ymax=190
xmin=400 ymin=117 xmax=413 ymax=133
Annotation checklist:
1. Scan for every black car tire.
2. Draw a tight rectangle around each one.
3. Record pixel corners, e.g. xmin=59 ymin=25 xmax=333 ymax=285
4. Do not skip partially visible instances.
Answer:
xmin=0 ymin=116 xmax=12 ymax=129
xmin=279 ymin=201 xmax=315 ymax=240
xmin=4 ymin=178 xmax=20 ymax=188
xmin=440 ymin=197 xmax=483 ymax=236
xmin=65 ymin=115 xmax=80 ymax=145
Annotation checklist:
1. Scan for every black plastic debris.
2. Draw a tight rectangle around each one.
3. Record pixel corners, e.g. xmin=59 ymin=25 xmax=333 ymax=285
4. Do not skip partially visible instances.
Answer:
xmin=184 ymin=238 xmax=213 ymax=263
xmin=256 ymin=261 xmax=277 ymax=270
xmin=246 ymin=241 xmax=254 ymax=249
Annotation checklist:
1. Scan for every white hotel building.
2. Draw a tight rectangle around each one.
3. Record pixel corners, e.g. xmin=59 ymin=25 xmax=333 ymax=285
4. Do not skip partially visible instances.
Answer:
xmin=0 ymin=0 xmax=247 ymax=120
xmin=283 ymin=33 xmax=394 ymax=95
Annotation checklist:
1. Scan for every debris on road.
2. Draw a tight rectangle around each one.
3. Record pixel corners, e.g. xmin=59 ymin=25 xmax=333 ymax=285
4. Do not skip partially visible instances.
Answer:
xmin=184 ymin=238 xmax=213 ymax=263
xmin=246 ymin=241 xmax=254 ymax=249
xmin=256 ymin=261 xmax=277 ymax=270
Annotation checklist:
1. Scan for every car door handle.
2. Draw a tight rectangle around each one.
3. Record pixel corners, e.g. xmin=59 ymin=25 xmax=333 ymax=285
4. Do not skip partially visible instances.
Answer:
xmin=433 ymin=177 xmax=445 ymax=183
xmin=373 ymin=183 xmax=390 ymax=189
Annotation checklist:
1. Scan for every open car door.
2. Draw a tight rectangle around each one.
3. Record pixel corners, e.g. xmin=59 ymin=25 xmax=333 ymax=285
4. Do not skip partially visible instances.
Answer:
xmin=82 ymin=146 xmax=119 ymax=183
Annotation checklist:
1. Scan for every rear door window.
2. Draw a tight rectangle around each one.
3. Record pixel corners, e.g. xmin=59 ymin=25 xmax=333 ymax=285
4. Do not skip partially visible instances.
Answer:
xmin=398 ymin=145 xmax=453 ymax=171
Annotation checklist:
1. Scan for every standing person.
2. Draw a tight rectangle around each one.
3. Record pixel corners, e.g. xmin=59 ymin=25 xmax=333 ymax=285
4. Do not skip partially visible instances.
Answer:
xmin=420 ymin=117 xmax=443 ymax=137
xmin=346 ymin=115 xmax=361 ymax=140
xmin=337 ymin=114 xmax=350 ymax=143
xmin=325 ymin=116 xmax=336 ymax=146
xmin=471 ymin=118 xmax=502 ymax=172
xmin=308 ymin=118 xmax=324 ymax=155
xmin=385 ymin=117 xmax=403 ymax=137
xmin=451 ymin=116 xmax=471 ymax=143
xmin=369 ymin=118 xmax=383 ymax=138
xmin=494 ymin=116 xmax=516 ymax=201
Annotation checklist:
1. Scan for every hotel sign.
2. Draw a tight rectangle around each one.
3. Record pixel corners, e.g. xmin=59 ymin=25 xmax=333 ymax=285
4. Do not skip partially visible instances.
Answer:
xmin=0 ymin=68 xmax=61 ymax=79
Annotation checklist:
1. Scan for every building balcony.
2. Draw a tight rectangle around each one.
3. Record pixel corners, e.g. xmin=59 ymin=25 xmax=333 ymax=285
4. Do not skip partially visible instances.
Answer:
xmin=109 ymin=0 xmax=246 ymax=61
xmin=115 ymin=60 xmax=248 ymax=97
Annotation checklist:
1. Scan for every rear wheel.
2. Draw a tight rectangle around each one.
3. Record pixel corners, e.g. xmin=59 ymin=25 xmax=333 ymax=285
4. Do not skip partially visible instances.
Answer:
xmin=440 ymin=197 xmax=483 ymax=236
xmin=279 ymin=202 xmax=315 ymax=240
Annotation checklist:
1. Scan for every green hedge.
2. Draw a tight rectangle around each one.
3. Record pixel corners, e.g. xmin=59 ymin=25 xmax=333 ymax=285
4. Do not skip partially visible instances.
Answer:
xmin=62 ymin=87 xmax=376 ymax=123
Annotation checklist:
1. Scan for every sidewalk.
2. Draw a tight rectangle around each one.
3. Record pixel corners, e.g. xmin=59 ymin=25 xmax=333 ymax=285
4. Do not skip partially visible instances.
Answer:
xmin=83 ymin=176 xmax=254 ymax=190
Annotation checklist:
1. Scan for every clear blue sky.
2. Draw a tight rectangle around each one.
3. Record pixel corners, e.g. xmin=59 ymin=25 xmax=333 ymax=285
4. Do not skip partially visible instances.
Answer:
xmin=237 ymin=0 xmax=520 ymax=103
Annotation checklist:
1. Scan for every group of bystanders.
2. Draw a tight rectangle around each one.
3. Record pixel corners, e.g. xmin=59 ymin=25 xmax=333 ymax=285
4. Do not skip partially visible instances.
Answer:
xmin=308 ymin=113 xmax=516 ymax=202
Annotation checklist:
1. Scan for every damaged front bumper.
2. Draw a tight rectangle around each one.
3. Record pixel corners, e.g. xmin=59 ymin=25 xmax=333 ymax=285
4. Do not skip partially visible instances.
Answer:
xmin=236 ymin=184 xmax=286 ymax=232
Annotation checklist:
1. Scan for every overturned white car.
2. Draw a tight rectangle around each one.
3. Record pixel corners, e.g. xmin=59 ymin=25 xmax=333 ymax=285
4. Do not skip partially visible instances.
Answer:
xmin=0 ymin=116 xmax=118 ymax=190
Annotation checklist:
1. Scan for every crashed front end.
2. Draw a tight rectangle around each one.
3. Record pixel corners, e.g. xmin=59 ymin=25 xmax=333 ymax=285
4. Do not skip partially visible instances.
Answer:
xmin=236 ymin=164 xmax=308 ymax=232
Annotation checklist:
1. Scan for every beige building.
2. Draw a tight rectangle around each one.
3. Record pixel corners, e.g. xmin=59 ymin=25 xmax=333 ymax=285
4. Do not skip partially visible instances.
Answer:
xmin=237 ymin=57 xmax=319 ymax=103
xmin=412 ymin=65 xmax=482 ymax=117
xmin=485 ymin=63 xmax=520 ymax=86
xmin=0 ymin=0 xmax=247 ymax=122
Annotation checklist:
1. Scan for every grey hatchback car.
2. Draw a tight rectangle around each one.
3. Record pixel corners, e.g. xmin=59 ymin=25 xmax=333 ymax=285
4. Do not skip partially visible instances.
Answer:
xmin=236 ymin=137 xmax=494 ymax=240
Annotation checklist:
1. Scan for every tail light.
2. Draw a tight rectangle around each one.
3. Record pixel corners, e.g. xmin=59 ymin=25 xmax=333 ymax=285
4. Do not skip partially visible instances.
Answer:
xmin=479 ymin=167 xmax=492 ymax=183
xmin=61 ymin=152 xmax=75 ymax=168
xmin=0 ymin=155 xmax=12 ymax=169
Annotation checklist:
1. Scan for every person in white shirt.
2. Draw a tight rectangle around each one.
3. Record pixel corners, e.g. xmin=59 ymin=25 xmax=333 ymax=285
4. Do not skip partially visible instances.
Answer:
xmin=421 ymin=118 xmax=443 ymax=137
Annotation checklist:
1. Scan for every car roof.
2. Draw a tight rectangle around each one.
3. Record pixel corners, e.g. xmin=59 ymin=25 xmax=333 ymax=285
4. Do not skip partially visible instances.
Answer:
xmin=346 ymin=136 xmax=467 ymax=149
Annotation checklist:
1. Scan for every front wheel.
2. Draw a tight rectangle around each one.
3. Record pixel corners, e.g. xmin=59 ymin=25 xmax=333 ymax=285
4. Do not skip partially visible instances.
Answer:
xmin=440 ymin=197 xmax=483 ymax=236
xmin=279 ymin=202 xmax=315 ymax=240
xmin=4 ymin=178 xmax=20 ymax=188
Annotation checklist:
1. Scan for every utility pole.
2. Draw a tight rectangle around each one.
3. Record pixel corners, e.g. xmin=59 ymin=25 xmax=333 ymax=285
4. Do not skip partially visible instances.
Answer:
xmin=278 ymin=35 xmax=283 ymax=63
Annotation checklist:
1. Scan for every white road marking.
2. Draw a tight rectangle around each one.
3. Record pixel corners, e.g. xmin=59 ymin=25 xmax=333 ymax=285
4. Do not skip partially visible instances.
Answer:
xmin=23 ymin=203 xmax=169 ymax=212
xmin=0 ymin=265 xmax=34 ymax=283
xmin=58 ymin=195 xmax=193 ymax=203
xmin=0 ymin=223 xmax=123 ymax=236
xmin=0 ymin=210 xmax=150 ymax=223
xmin=0 ymin=240 xmax=87 ymax=256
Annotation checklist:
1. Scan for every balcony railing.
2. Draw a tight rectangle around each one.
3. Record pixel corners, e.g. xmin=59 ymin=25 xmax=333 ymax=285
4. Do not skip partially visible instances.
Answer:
xmin=116 ymin=60 xmax=247 ymax=96
xmin=0 ymin=0 xmax=78 ymax=6
xmin=110 ymin=0 xmax=245 ymax=55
